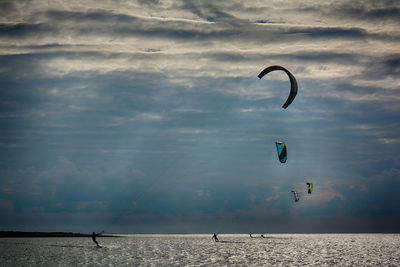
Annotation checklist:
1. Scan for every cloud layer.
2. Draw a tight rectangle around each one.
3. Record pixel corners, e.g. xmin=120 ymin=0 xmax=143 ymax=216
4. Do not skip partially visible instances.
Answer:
xmin=0 ymin=0 xmax=399 ymax=233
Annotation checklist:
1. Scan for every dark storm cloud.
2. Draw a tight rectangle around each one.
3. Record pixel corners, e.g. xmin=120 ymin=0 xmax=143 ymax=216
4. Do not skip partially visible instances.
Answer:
xmin=295 ymin=169 xmax=400 ymax=218
xmin=45 ymin=9 xmax=138 ymax=23
xmin=361 ymin=54 xmax=400 ymax=80
xmin=137 ymin=0 xmax=160 ymax=6
xmin=0 ymin=1 xmax=15 ymax=16
xmin=0 ymin=23 xmax=55 ymax=38
xmin=0 ymin=10 xmax=235 ymax=41
xmin=332 ymin=5 xmax=400 ymax=22
xmin=331 ymin=170 xmax=400 ymax=217
xmin=297 ymin=1 xmax=400 ymax=23
xmin=286 ymin=27 xmax=368 ymax=39
xmin=283 ymin=26 xmax=400 ymax=41
xmin=202 ymin=50 xmax=363 ymax=65
xmin=180 ymin=0 xmax=241 ymax=24
xmin=2 ymin=8 xmax=398 ymax=45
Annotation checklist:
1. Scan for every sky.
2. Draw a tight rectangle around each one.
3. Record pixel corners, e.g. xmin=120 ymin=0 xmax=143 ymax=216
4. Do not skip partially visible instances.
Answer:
xmin=0 ymin=0 xmax=399 ymax=234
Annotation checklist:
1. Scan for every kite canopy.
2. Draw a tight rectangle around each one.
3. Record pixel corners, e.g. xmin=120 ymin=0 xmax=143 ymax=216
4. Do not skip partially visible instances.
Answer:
xmin=291 ymin=190 xmax=299 ymax=202
xmin=258 ymin=65 xmax=298 ymax=109
xmin=275 ymin=142 xmax=287 ymax=163
xmin=306 ymin=182 xmax=313 ymax=194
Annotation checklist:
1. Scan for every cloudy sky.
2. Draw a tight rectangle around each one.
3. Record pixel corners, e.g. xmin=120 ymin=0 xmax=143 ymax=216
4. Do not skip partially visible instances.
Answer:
xmin=0 ymin=0 xmax=399 ymax=234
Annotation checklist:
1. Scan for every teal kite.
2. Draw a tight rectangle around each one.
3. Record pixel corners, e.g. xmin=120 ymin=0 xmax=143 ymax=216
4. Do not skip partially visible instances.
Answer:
xmin=275 ymin=142 xmax=287 ymax=163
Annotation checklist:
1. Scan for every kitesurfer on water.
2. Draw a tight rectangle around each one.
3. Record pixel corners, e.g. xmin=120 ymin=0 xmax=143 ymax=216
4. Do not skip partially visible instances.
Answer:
xmin=212 ymin=233 xmax=219 ymax=242
xmin=92 ymin=232 xmax=100 ymax=247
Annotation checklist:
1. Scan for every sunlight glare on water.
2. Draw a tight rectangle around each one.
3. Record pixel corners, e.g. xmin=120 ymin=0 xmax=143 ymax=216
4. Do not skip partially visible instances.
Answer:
xmin=0 ymin=234 xmax=399 ymax=266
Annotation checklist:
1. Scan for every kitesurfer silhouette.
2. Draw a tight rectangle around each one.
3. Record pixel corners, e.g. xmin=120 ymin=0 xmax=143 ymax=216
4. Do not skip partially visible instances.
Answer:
xmin=212 ymin=233 xmax=219 ymax=242
xmin=92 ymin=232 xmax=100 ymax=247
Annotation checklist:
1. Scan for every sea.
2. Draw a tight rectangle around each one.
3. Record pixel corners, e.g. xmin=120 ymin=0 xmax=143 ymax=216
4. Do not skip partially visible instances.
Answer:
xmin=0 ymin=234 xmax=399 ymax=266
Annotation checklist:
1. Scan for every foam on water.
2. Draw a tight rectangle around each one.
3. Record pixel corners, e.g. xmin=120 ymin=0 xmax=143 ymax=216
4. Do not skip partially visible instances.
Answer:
xmin=0 ymin=234 xmax=399 ymax=266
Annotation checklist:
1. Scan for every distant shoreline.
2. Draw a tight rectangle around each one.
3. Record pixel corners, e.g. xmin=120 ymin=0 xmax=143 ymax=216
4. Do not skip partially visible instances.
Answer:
xmin=1 ymin=232 xmax=398 ymax=237
xmin=0 ymin=231 xmax=118 ymax=238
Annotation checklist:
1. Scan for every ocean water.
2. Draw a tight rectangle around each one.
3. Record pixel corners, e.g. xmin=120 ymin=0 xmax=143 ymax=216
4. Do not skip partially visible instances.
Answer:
xmin=0 ymin=234 xmax=399 ymax=266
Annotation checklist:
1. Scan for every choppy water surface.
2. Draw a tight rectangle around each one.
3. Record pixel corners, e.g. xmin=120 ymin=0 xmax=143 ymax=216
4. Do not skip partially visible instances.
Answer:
xmin=0 ymin=234 xmax=399 ymax=266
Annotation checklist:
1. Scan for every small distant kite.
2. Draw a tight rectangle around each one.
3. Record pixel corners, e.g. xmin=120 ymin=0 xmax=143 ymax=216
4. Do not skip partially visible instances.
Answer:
xmin=258 ymin=65 xmax=298 ymax=109
xmin=291 ymin=190 xmax=299 ymax=202
xmin=306 ymin=182 xmax=313 ymax=194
